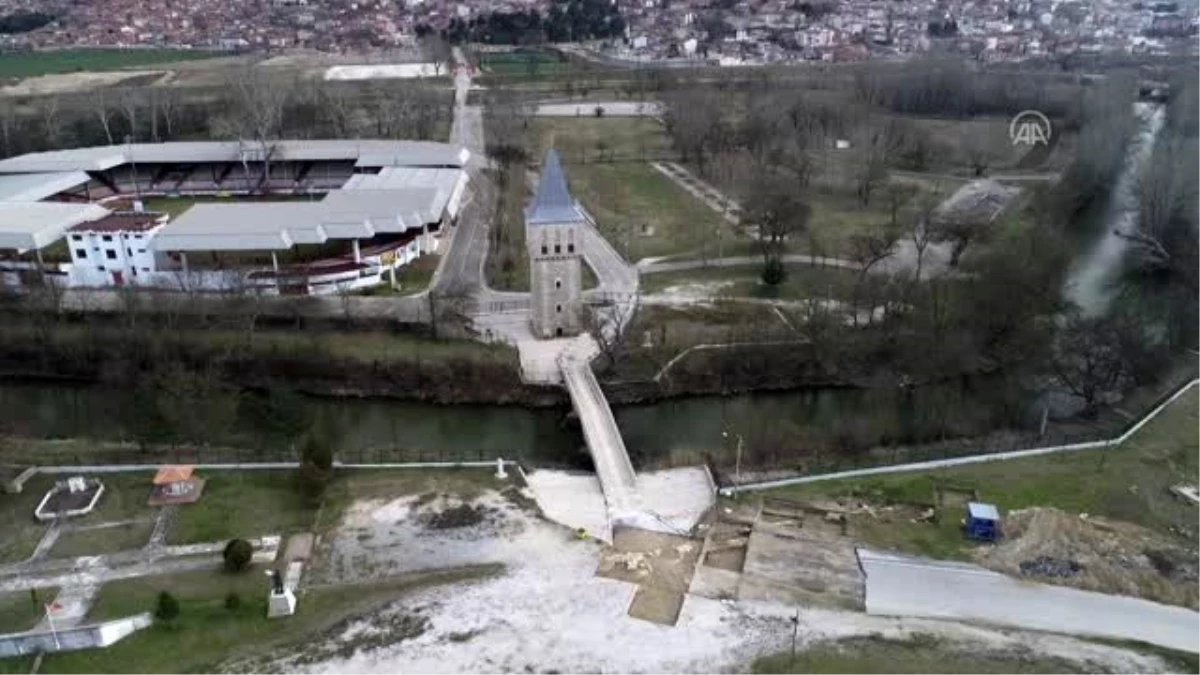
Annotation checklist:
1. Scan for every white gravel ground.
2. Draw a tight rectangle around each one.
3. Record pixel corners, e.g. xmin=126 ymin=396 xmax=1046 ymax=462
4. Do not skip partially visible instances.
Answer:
xmin=270 ymin=494 xmax=1175 ymax=674
xmin=324 ymin=63 xmax=439 ymax=80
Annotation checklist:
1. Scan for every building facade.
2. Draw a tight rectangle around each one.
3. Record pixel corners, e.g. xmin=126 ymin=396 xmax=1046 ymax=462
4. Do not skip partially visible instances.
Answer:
xmin=526 ymin=149 xmax=585 ymax=339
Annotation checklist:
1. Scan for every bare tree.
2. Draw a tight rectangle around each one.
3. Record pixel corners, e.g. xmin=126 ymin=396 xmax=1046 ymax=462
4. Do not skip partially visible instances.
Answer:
xmin=1051 ymin=309 xmax=1130 ymax=418
xmin=847 ymin=226 xmax=900 ymax=326
xmin=742 ymin=174 xmax=811 ymax=285
xmin=419 ymin=34 xmax=452 ymax=76
xmin=118 ymin=88 xmax=142 ymax=141
xmin=583 ymin=292 xmax=641 ymax=374
xmin=94 ymin=89 xmax=116 ymax=145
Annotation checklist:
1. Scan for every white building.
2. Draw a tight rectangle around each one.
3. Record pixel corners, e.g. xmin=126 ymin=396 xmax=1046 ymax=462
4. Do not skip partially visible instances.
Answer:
xmin=66 ymin=211 xmax=168 ymax=287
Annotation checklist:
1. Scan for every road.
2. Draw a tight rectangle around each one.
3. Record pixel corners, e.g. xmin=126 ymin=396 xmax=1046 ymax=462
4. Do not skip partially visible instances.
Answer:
xmin=860 ymin=548 xmax=1200 ymax=654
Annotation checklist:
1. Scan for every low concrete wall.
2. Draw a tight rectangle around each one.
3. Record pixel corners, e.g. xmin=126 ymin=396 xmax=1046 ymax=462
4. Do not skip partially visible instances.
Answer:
xmin=0 ymin=613 xmax=151 ymax=657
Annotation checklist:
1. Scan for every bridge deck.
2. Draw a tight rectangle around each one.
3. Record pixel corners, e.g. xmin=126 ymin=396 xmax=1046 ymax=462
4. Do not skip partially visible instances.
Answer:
xmin=558 ymin=353 xmax=637 ymax=518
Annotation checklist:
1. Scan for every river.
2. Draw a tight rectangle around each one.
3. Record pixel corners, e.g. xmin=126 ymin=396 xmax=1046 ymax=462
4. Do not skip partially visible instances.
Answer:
xmin=0 ymin=377 xmax=1022 ymax=469
xmin=1064 ymin=102 xmax=1165 ymax=315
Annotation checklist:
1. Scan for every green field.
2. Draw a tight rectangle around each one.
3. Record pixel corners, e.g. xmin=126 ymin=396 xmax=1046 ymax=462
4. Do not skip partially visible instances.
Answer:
xmin=758 ymin=387 xmax=1199 ymax=560
xmin=752 ymin=636 xmax=1092 ymax=674
xmin=28 ymin=566 xmax=497 ymax=673
xmin=0 ymin=588 xmax=56 ymax=634
xmin=568 ymin=163 xmax=736 ymax=261
xmin=170 ymin=471 xmax=320 ymax=544
xmin=530 ymin=117 xmax=675 ymax=163
xmin=478 ymin=49 xmax=573 ymax=77
xmin=0 ymin=49 xmax=224 ymax=79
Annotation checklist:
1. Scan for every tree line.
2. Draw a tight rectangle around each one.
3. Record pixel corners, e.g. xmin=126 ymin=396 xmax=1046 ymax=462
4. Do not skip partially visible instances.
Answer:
xmin=0 ymin=69 xmax=452 ymax=159
xmin=438 ymin=0 xmax=626 ymax=45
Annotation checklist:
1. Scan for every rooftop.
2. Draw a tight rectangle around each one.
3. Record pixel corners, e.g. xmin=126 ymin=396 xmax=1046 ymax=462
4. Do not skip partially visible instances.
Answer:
xmin=0 ymin=202 xmax=111 ymax=252
xmin=70 ymin=211 xmax=168 ymax=233
xmin=0 ymin=140 xmax=470 ymax=175
xmin=526 ymin=149 xmax=588 ymax=226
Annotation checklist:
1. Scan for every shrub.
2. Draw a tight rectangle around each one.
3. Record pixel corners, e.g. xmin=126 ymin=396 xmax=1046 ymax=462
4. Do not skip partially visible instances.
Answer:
xmin=761 ymin=258 xmax=786 ymax=286
xmin=154 ymin=591 xmax=180 ymax=622
xmin=223 ymin=538 xmax=254 ymax=573
xmin=224 ymin=591 xmax=241 ymax=611
xmin=301 ymin=435 xmax=334 ymax=471
xmin=298 ymin=459 xmax=331 ymax=502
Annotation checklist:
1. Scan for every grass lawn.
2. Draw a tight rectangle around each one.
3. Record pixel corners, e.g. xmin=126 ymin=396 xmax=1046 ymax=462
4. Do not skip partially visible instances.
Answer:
xmin=0 ymin=49 xmax=222 ymax=79
xmin=530 ymin=117 xmax=675 ymax=164
xmin=479 ymin=50 xmax=573 ymax=77
xmin=568 ymin=163 xmax=736 ymax=262
xmin=358 ymin=255 xmax=441 ymax=297
xmin=170 ymin=471 xmax=320 ymax=545
xmin=0 ymin=588 xmax=57 ymax=634
xmin=0 ymin=477 xmax=50 ymax=565
xmin=752 ymin=636 xmax=1092 ymax=674
xmin=0 ymin=472 xmax=156 ymax=565
xmin=49 ymin=521 xmax=155 ymax=559
xmin=641 ymin=264 xmax=860 ymax=302
xmin=756 ymin=388 xmax=1200 ymax=560
xmin=141 ymin=194 xmax=320 ymax=221
xmin=28 ymin=565 xmax=498 ymax=673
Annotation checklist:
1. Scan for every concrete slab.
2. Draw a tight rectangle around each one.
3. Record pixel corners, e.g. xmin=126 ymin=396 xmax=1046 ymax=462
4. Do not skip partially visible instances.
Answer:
xmin=631 ymin=467 xmax=714 ymax=535
xmin=739 ymin=521 xmax=863 ymax=609
xmin=282 ymin=533 xmax=314 ymax=563
xmin=524 ymin=469 xmax=611 ymax=542
xmin=688 ymin=564 xmax=741 ymax=600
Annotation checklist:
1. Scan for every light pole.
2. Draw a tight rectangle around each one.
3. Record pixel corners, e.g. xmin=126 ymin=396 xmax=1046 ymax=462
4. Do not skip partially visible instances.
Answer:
xmin=722 ymin=430 xmax=744 ymax=488
xmin=126 ymin=134 xmax=143 ymax=211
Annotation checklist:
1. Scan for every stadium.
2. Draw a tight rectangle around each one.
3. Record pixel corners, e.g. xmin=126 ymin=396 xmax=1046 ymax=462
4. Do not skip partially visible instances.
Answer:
xmin=0 ymin=140 xmax=470 ymax=295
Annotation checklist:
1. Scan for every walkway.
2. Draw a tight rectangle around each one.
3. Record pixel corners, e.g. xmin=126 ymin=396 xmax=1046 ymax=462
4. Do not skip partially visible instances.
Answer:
xmin=860 ymin=548 xmax=1200 ymax=653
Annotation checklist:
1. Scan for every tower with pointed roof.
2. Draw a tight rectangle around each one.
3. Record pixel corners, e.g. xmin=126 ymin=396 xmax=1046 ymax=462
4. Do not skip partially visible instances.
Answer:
xmin=526 ymin=149 xmax=585 ymax=339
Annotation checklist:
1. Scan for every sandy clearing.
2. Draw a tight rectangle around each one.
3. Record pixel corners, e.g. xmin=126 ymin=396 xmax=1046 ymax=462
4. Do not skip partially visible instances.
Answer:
xmin=271 ymin=493 xmax=1175 ymax=674
xmin=324 ymin=63 xmax=440 ymax=80
xmin=1 ymin=70 xmax=166 ymax=96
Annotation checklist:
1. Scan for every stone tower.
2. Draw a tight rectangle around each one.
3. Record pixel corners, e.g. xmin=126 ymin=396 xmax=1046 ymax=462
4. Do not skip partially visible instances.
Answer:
xmin=526 ymin=149 xmax=585 ymax=339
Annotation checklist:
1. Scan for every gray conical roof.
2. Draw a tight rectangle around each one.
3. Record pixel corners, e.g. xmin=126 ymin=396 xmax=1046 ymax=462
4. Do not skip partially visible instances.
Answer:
xmin=526 ymin=149 xmax=584 ymax=225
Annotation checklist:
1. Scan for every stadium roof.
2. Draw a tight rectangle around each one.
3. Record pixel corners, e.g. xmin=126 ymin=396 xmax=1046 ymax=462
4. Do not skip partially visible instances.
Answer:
xmin=0 ymin=140 xmax=470 ymax=174
xmin=526 ymin=149 xmax=586 ymax=226
xmin=152 ymin=167 xmax=466 ymax=252
xmin=0 ymin=202 xmax=110 ymax=252
xmin=0 ymin=171 xmax=92 ymax=202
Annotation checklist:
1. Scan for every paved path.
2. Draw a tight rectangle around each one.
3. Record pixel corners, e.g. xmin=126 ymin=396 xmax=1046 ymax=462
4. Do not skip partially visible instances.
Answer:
xmin=859 ymin=548 xmax=1200 ymax=653
xmin=532 ymin=101 xmax=661 ymax=117
xmin=35 ymin=583 xmax=99 ymax=630
xmin=651 ymin=161 xmax=741 ymax=224
xmin=639 ymin=253 xmax=862 ymax=275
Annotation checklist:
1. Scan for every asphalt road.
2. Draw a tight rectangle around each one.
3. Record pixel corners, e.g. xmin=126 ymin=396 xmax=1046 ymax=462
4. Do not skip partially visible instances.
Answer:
xmin=860 ymin=548 xmax=1200 ymax=654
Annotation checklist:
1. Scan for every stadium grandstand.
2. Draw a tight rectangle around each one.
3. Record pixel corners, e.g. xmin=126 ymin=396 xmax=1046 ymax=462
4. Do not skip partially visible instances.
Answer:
xmin=0 ymin=140 xmax=470 ymax=295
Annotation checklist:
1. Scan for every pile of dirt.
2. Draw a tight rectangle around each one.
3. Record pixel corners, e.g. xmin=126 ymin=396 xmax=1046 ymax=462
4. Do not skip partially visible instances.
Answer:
xmin=974 ymin=507 xmax=1198 ymax=609
xmin=423 ymin=503 xmax=493 ymax=530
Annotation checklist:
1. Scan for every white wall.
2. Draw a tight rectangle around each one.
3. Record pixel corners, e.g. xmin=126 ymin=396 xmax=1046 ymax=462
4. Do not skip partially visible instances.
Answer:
xmin=66 ymin=227 xmax=160 ymax=287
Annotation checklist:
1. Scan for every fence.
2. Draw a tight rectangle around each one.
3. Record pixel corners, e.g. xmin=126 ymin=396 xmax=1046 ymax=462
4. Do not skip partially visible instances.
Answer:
xmin=3 ymin=442 xmax=523 ymax=469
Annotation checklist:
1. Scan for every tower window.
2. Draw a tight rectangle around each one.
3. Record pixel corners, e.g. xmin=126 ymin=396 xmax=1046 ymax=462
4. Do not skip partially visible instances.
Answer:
xmin=555 ymin=279 xmax=562 ymax=289
xmin=106 ymin=250 xmax=118 ymax=260
xmin=568 ymin=244 xmax=575 ymax=253
xmin=554 ymin=244 xmax=561 ymax=254
xmin=75 ymin=249 xmax=87 ymax=259
xmin=541 ymin=245 xmax=548 ymax=255
xmin=556 ymin=304 xmax=562 ymax=313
